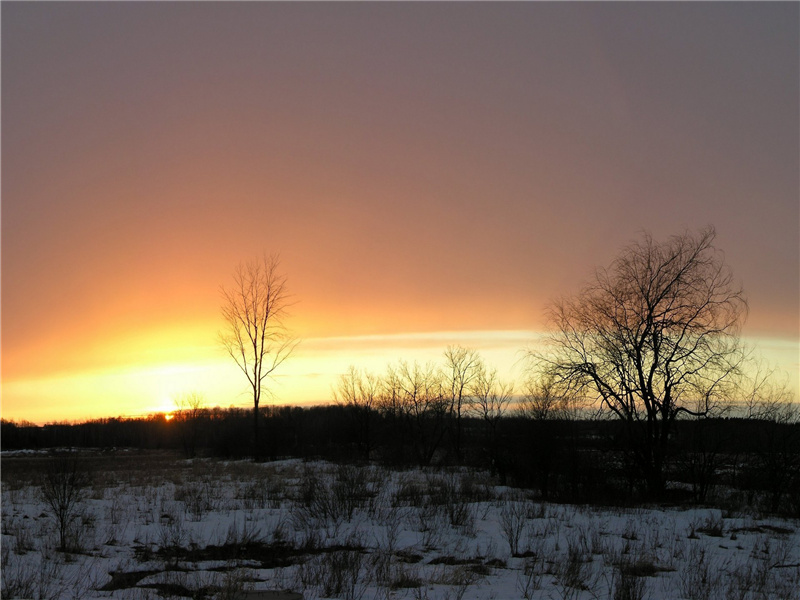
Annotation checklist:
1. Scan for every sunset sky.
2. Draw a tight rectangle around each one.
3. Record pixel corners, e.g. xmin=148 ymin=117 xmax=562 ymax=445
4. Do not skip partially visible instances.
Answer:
xmin=2 ymin=2 xmax=798 ymax=424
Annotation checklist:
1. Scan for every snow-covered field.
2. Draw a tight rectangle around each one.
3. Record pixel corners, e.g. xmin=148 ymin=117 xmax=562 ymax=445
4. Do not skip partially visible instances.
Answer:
xmin=2 ymin=451 xmax=799 ymax=600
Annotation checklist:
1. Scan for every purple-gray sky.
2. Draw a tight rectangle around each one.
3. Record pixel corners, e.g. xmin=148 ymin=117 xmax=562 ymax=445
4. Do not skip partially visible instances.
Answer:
xmin=2 ymin=2 xmax=798 ymax=420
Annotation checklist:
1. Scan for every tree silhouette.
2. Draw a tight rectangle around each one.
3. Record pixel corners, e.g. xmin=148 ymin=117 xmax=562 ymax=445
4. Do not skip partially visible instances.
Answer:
xmin=220 ymin=254 xmax=296 ymax=460
xmin=442 ymin=345 xmax=482 ymax=462
xmin=537 ymin=227 xmax=747 ymax=497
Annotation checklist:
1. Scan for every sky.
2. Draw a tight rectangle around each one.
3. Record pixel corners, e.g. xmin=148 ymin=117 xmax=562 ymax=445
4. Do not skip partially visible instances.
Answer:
xmin=2 ymin=2 xmax=798 ymax=424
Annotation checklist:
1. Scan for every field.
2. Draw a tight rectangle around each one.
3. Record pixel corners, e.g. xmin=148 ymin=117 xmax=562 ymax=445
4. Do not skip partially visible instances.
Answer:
xmin=2 ymin=450 xmax=799 ymax=600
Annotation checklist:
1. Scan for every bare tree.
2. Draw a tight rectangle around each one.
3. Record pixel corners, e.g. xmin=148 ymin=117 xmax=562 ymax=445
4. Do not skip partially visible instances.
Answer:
xmin=220 ymin=254 xmax=296 ymax=459
xmin=469 ymin=364 xmax=513 ymax=433
xmin=468 ymin=363 xmax=513 ymax=477
xmin=173 ymin=392 xmax=205 ymax=458
xmin=739 ymin=364 xmax=800 ymax=513
xmin=516 ymin=364 xmax=583 ymax=499
xmin=518 ymin=370 xmax=575 ymax=421
xmin=442 ymin=345 xmax=482 ymax=462
xmin=333 ymin=366 xmax=380 ymax=460
xmin=536 ymin=227 xmax=747 ymax=497
xmin=741 ymin=359 xmax=795 ymax=420
xmin=387 ymin=360 xmax=448 ymax=466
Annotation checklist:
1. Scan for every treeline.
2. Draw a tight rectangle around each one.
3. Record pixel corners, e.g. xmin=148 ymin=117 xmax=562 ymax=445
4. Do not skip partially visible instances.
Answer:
xmin=3 ymin=399 xmax=798 ymax=516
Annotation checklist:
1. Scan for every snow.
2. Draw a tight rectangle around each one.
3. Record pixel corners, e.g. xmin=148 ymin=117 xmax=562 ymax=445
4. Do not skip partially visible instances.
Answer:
xmin=1 ymin=453 xmax=798 ymax=599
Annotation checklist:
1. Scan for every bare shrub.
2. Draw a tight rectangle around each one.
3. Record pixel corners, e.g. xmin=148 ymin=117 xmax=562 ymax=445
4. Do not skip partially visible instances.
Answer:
xmin=175 ymin=481 xmax=215 ymax=521
xmin=679 ymin=545 xmax=722 ymax=600
xmin=296 ymin=525 xmax=322 ymax=553
xmin=392 ymin=474 xmax=426 ymax=508
xmin=224 ymin=516 xmax=264 ymax=546
xmin=766 ymin=534 xmax=796 ymax=568
xmin=516 ymin=554 xmax=545 ymax=599
xmin=442 ymin=566 xmax=480 ymax=600
xmin=40 ymin=453 xmax=90 ymax=552
xmin=567 ymin=525 xmax=591 ymax=557
xmin=326 ymin=550 xmax=370 ymax=600
xmin=457 ymin=470 xmax=495 ymax=504
xmin=294 ymin=463 xmax=369 ymax=533
xmin=375 ymin=506 xmax=405 ymax=554
xmin=263 ymin=513 xmax=289 ymax=545
xmin=387 ymin=564 xmax=423 ymax=590
xmin=298 ymin=550 xmax=369 ymax=600
xmin=526 ymin=503 xmax=561 ymax=545
xmin=696 ymin=513 xmax=725 ymax=537
xmin=424 ymin=472 xmax=474 ymax=530
xmin=622 ymin=519 xmax=640 ymax=541
xmin=333 ymin=463 xmax=372 ymax=519
xmin=239 ymin=480 xmax=271 ymax=510
xmin=554 ymin=539 xmax=592 ymax=599
xmin=0 ymin=552 xmax=66 ymax=600
xmin=369 ymin=551 xmax=393 ymax=589
xmin=1 ymin=554 xmax=37 ymax=599
xmin=526 ymin=501 xmax=548 ymax=520
xmin=413 ymin=504 xmax=446 ymax=549
xmin=589 ymin=523 xmax=608 ymax=556
xmin=157 ymin=510 xmax=188 ymax=558
xmin=6 ymin=517 xmax=36 ymax=555
xmin=725 ymin=558 xmax=769 ymax=600
xmin=612 ymin=561 xmax=648 ymax=600
xmin=499 ymin=501 xmax=527 ymax=556
xmin=100 ymin=519 xmax=129 ymax=547
xmin=107 ymin=492 xmax=129 ymax=526
xmin=214 ymin=568 xmax=252 ymax=600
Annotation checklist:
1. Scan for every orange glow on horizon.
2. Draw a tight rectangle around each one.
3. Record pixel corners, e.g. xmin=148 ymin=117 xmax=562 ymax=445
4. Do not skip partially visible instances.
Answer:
xmin=2 ymin=329 xmax=535 ymax=424
xmin=2 ymin=327 xmax=797 ymax=426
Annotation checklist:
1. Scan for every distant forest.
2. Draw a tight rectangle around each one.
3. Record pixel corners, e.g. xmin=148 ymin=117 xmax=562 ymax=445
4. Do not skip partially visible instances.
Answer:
xmin=3 ymin=404 xmax=799 ymax=517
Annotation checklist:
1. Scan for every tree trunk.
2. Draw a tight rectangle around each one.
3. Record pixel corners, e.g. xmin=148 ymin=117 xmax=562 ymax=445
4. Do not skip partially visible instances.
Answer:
xmin=253 ymin=400 xmax=260 ymax=461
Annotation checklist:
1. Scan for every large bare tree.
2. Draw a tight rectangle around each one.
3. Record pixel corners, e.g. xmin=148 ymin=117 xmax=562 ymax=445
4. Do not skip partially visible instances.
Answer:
xmin=537 ymin=227 xmax=747 ymax=496
xmin=220 ymin=254 xmax=296 ymax=459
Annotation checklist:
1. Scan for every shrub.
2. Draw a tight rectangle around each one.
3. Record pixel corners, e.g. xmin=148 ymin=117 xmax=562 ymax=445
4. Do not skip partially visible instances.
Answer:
xmin=499 ymin=501 xmax=527 ymax=556
xmin=612 ymin=567 xmax=647 ymax=600
xmin=679 ymin=545 xmax=721 ymax=600
xmin=40 ymin=453 xmax=90 ymax=552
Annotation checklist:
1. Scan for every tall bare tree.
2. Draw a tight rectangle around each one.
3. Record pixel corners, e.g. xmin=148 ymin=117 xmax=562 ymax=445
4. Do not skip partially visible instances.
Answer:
xmin=442 ymin=345 xmax=482 ymax=462
xmin=537 ymin=227 xmax=747 ymax=497
xmin=220 ymin=254 xmax=296 ymax=459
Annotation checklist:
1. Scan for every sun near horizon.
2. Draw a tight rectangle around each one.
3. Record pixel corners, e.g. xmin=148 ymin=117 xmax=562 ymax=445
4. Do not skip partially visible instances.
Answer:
xmin=3 ymin=316 xmax=798 ymax=425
